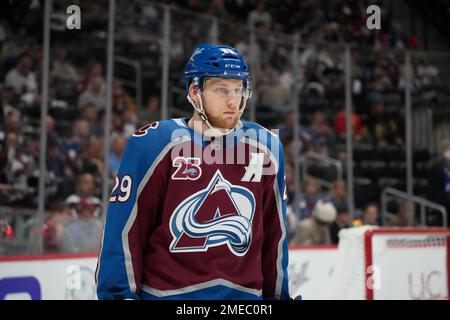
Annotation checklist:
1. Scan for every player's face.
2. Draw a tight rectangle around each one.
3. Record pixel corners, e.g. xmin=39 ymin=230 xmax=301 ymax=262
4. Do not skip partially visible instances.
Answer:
xmin=200 ymin=78 xmax=244 ymax=129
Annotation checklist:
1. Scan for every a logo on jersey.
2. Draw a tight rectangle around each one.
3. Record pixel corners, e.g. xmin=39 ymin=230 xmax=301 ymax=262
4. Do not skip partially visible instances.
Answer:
xmin=169 ymin=170 xmax=256 ymax=256
xmin=132 ymin=122 xmax=158 ymax=137
xmin=241 ymin=153 xmax=264 ymax=182
xmin=172 ymin=157 xmax=202 ymax=180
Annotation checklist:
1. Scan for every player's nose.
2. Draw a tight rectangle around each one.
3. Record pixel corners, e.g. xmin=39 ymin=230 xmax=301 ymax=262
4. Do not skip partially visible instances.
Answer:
xmin=226 ymin=97 xmax=239 ymax=110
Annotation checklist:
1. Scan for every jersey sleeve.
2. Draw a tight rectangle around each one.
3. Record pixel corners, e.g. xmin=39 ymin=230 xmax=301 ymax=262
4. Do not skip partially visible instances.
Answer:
xmin=96 ymin=134 xmax=166 ymax=300
xmin=261 ymin=138 xmax=290 ymax=300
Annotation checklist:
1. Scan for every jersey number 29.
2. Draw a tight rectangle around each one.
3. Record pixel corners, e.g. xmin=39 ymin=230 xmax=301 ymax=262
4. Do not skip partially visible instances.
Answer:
xmin=110 ymin=174 xmax=132 ymax=203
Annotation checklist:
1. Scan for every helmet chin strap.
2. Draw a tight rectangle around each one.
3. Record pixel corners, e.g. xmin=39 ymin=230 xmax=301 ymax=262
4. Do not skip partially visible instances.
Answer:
xmin=187 ymin=91 xmax=247 ymax=136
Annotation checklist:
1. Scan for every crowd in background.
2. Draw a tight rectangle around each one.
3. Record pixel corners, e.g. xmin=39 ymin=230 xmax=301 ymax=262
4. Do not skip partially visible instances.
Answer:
xmin=0 ymin=0 xmax=449 ymax=253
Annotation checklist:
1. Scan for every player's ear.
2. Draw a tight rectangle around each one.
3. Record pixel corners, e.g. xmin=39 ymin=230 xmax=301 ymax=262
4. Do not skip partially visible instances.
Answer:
xmin=188 ymin=83 xmax=199 ymax=103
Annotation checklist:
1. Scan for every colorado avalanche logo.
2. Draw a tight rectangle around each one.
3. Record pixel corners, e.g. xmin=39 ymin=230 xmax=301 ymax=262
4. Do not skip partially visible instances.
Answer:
xmin=169 ymin=170 xmax=256 ymax=256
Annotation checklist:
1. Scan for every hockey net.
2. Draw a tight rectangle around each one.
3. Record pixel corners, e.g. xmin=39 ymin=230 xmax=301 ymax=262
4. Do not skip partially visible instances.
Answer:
xmin=322 ymin=226 xmax=450 ymax=300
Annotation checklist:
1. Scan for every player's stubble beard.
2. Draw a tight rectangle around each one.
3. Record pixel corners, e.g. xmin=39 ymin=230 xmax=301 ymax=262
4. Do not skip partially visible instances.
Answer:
xmin=204 ymin=110 xmax=240 ymax=130
xmin=203 ymin=98 xmax=241 ymax=130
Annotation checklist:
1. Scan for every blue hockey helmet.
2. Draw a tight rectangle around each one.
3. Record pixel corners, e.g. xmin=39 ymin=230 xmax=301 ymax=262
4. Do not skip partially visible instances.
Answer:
xmin=184 ymin=43 xmax=251 ymax=92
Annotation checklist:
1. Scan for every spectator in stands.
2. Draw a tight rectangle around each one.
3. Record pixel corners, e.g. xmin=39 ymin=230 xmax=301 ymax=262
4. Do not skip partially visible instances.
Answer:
xmin=80 ymin=137 xmax=104 ymax=188
xmin=113 ymin=79 xmax=136 ymax=115
xmin=46 ymin=115 xmax=61 ymax=149
xmin=247 ymin=1 xmax=272 ymax=30
xmin=365 ymin=100 xmax=404 ymax=146
xmin=43 ymin=200 xmax=73 ymax=253
xmin=354 ymin=202 xmax=380 ymax=226
xmin=205 ymin=0 xmax=228 ymax=21
xmin=146 ymin=95 xmax=160 ymax=123
xmin=3 ymin=105 xmax=22 ymax=134
xmin=277 ymin=111 xmax=312 ymax=153
xmin=389 ymin=22 xmax=409 ymax=49
xmin=306 ymin=111 xmax=336 ymax=154
xmin=111 ymin=107 xmax=138 ymax=137
xmin=297 ymin=176 xmax=326 ymax=220
xmin=4 ymin=53 xmax=39 ymax=106
xmin=387 ymin=200 xmax=418 ymax=227
xmin=330 ymin=203 xmax=352 ymax=244
xmin=259 ymin=67 xmax=291 ymax=114
xmin=78 ymin=75 xmax=107 ymax=110
xmin=66 ymin=172 xmax=102 ymax=219
xmin=80 ymin=103 xmax=103 ymax=137
xmin=415 ymin=58 xmax=440 ymax=94
xmin=365 ymin=64 xmax=394 ymax=95
xmin=46 ymin=135 xmax=68 ymax=201
xmin=327 ymin=180 xmax=348 ymax=209
xmin=291 ymin=199 xmax=337 ymax=245
xmin=77 ymin=62 xmax=104 ymax=94
xmin=52 ymin=48 xmax=79 ymax=82
xmin=427 ymin=139 xmax=450 ymax=226
xmin=63 ymin=119 xmax=91 ymax=173
xmin=108 ymin=135 xmax=127 ymax=177
xmin=333 ymin=107 xmax=364 ymax=142
xmin=1 ymin=83 xmax=20 ymax=119
xmin=23 ymin=132 xmax=40 ymax=186
xmin=0 ymin=131 xmax=34 ymax=204
xmin=65 ymin=198 xmax=103 ymax=253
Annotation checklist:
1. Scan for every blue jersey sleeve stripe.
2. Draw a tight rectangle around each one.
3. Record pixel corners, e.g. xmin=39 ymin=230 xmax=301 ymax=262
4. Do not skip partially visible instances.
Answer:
xmin=274 ymin=146 xmax=290 ymax=299
xmin=121 ymin=136 xmax=192 ymax=294
xmin=240 ymin=133 xmax=290 ymax=299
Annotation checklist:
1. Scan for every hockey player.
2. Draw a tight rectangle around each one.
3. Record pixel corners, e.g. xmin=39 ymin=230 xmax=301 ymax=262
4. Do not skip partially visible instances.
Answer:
xmin=96 ymin=43 xmax=290 ymax=300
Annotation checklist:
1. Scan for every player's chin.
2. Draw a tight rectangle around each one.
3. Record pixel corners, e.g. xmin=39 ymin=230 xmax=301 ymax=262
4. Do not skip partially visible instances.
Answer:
xmin=211 ymin=116 xmax=239 ymax=130
xmin=222 ymin=117 xmax=239 ymax=129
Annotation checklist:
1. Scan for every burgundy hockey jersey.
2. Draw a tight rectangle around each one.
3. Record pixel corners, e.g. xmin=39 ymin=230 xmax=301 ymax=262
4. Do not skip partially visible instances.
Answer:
xmin=96 ymin=118 xmax=290 ymax=300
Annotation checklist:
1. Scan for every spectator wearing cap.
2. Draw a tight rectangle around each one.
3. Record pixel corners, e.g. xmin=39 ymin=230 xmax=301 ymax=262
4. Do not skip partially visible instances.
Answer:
xmin=290 ymin=199 xmax=337 ymax=245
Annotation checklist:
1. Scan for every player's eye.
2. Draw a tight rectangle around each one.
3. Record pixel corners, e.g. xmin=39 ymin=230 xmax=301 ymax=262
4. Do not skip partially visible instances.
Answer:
xmin=214 ymin=87 xmax=229 ymax=96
